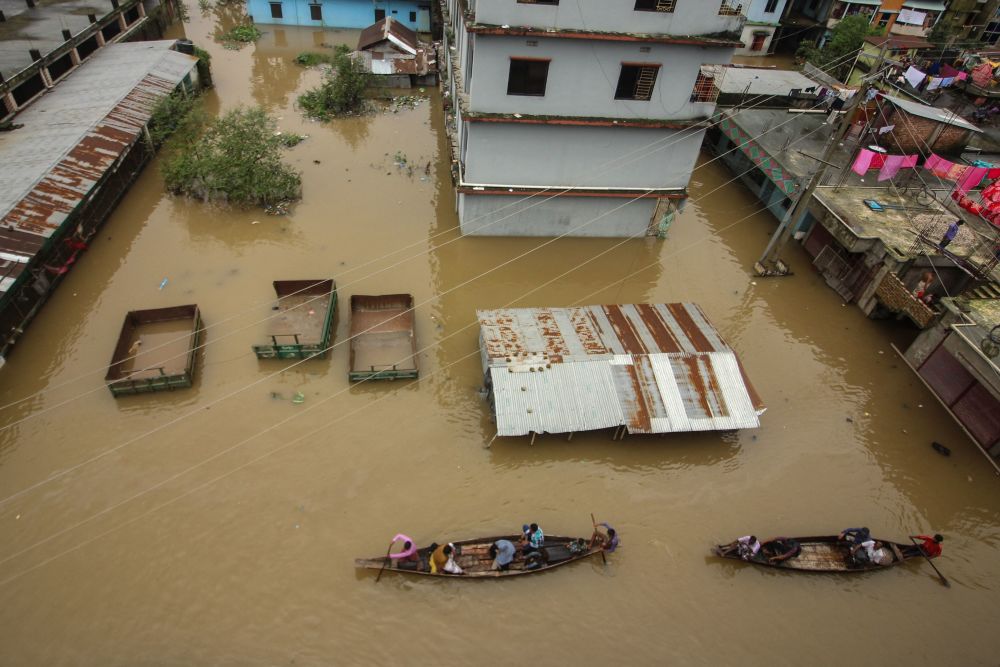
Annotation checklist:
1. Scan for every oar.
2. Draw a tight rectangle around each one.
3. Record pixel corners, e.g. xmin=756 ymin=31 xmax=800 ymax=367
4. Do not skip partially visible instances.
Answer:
xmin=908 ymin=536 xmax=950 ymax=588
xmin=375 ymin=539 xmax=395 ymax=583
xmin=591 ymin=513 xmax=607 ymax=565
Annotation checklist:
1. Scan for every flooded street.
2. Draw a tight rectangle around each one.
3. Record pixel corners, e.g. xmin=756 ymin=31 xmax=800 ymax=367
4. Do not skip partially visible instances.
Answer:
xmin=1 ymin=9 xmax=999 ymax=665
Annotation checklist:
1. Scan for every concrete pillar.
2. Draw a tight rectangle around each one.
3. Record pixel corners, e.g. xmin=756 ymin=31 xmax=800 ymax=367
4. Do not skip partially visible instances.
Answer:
xmin=87 ymin=12 xmax=97 ymax=22
xmin=69 ymin=48 xmax=81 ymax=65
xmin=95 ymin=29 xmax=106 ymax=46
xmin=137 ymin=1 xmax=146 ymax=17
xmin=40 ymin=66 xmax=53 ymax=89
xmin=118 ymin=12 xmax=128 ymax=31
xmin=0 ymin=10 xmax=6 ymax=21
xmin=61 ymin=29 xmax=72 ymax=40
xmin=25 ymin=0 xmax=35 ymax=8
xmin=2 ymin=93 xmax=16 ymax=116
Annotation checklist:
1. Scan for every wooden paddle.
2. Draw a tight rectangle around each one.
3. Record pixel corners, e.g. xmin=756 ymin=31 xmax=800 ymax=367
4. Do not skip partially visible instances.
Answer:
xmin=591 ymin=513 xmax=607 ymax=565
xmin=375 ymin=539 xmax=395 ymax=583
xmin=909 ymin=536 xmax=950 ymax=588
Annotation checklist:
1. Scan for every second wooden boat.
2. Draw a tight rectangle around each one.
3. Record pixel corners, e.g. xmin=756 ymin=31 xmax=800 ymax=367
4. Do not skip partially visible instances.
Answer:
xmin=713 ymin=535 xmax=932 ymax=572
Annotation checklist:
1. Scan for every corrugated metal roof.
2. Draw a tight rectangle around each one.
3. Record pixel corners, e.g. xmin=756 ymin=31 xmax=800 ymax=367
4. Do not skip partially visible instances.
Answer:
xmin=883 ymin=94 xmax=981 ymax=133
xmin=479 ymin=304 xmax=765 ymax=438
xmin=0 ymin=41 xmax=197 ymax=293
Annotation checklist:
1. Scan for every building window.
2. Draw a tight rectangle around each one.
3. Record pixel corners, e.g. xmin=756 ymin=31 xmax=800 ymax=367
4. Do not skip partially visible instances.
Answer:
xmin=309 ymin=3 xmax=321 ymax=20
xmin=764 ymin=0 xmax=778 ymax=12
xmin=375 ymin=8 xmax=385 ymax=20
xmin=635 ymin=0 xmax=675 ymax=11
xmin=269 ymin=1 xmax=282 ymax=18
xmin=614 ymin=64 xmax=660 ymax=101
xmin=750 ymin=33 xmax=767 ymax=51
xmin=719 ymin=0 xmax=742 ymax=16
xmin=507 ymin=58 xmax=550 ymax=96
xmin=409 ymin=10 xmax=416 ymax=21
xmin=876 ymin=13 xmax=890 ymax=28
xmin=518 ymin=0 xmax=560 ymax=4
xmin=690 ymin=69 xmax=719 ymax=103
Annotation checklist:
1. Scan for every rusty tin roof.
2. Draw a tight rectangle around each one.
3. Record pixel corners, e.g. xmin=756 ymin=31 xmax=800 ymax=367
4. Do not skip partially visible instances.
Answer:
xmin=0 ymin=41 xmax=197 ymax=293
xmin=478 ymin=303 xmax=765 ymax=438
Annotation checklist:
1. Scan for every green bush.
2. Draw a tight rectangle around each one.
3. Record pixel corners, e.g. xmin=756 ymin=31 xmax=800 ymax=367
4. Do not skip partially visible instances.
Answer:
xmin=218 ymin=24 xmax=262 ymax=47
xmin=162 ymin=106 xmax=302 ymax=208
xmin=147 ymin=91 xmax=202 ymax=147
xmin=294 ymin=51 xmax=335 ymax=67
xmin=297 ymin=46 xmax=369 ymax=119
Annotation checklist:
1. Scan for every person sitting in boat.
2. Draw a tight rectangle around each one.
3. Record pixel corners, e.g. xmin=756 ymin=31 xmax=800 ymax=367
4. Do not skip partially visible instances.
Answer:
xmin=736 ymin=535 xmax=761 ymax=561
xmin=520 ymin=523 xmax=544 ymax=555
xmin=387 ymin=533 xmax=421 ymax=570
xmin=489 ymin=539 xmax=516 ymax=572
xmin=851 ymin=539 xmax=891 ymax=566
xmin=907 ymin=534 xmax=944 ymax=558
xmin=838 ymin=527 xmax=871 ymax=545
xmin=430 ymin=543 xmax=464 ymax=575
xmin=589 ymin=522 xmax=620 ymax=553
xmin=762 ymin=538 xmax=800 ymax=564
xmin=567 ymin=538 xmax=589 ymax=555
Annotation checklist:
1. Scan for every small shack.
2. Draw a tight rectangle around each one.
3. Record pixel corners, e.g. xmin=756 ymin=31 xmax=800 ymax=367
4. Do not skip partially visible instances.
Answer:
xmin=873 ymin=95 xmax=981 ymax=154
xmin=355 ymin=17 xmax=437 ymax=88
xmin=478 ymin=303 xmax=765 ymax=441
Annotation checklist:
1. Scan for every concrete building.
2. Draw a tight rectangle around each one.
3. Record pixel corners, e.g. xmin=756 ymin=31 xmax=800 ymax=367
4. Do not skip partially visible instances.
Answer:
xmin=247 ymin=0 xmax=433 ymax=32
xmin=0 ymin=0 xmax=179 ymax=115
xmin=782 ymin=0 xmax=945 ymax=47
xmin=707 ymin=101 xmax=1000 ymax=325
xmin=737 ymin=0 xmax=790 ymax=56
xmin=0 ymin=41 xmax=200 ymax=364
xmin=902 ymin=294 xmax=1000 ymax=472
xmin=441 ymin=0 xmax=743 ymax=238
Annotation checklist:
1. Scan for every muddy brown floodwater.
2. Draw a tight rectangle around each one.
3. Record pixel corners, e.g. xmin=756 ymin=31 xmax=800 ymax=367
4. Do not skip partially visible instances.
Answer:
xmin=0 ymin=11 xmax=999 ymax=666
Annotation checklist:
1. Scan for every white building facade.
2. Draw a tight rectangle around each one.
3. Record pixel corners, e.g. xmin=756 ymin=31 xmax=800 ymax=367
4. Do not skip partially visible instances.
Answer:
xmin=442 ymin=0 xmax=743 ymax=238
xmin=736 ymin=0 xmax=789 ymax=56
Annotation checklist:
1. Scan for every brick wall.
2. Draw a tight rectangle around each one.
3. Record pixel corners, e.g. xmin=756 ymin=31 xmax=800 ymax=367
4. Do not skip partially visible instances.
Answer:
xmin=890 ymin=111 xmax=972 ymax=154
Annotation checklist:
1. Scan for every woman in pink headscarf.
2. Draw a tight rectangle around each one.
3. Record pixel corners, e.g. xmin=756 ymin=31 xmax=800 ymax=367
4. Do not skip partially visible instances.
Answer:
xmin=388 ymin=534 xmax=421 ymax=569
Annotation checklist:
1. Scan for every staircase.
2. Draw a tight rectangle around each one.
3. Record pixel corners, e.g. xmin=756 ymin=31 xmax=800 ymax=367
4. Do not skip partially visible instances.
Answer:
xmin=966 ymin=281 xmax=1000 ymax=300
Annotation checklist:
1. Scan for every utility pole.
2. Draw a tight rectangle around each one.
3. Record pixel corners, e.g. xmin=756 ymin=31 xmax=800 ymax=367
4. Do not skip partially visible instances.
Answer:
xmin=755 ymin=43 xmax=888 ymax=277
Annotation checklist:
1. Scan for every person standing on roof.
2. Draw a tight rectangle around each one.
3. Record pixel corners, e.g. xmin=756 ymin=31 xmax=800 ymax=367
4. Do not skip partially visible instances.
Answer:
xmin=938 ymin=219 xmax=964 ymax=250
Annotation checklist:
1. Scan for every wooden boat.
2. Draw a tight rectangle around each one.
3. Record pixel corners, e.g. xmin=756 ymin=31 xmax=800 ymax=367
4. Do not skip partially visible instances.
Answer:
xmin=713 ymin=535 xmax=933 ymax=573
xmin=356 ymin=534 xmax=601 ymax=578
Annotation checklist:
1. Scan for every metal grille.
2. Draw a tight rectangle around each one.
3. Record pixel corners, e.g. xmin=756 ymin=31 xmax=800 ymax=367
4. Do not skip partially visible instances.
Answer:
xmin=719 ymin=0 xmax=743 ymax=16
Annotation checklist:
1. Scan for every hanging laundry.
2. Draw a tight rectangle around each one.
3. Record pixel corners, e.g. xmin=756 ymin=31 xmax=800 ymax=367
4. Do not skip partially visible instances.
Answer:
xmin=926 ymin=77 xmax=942 ymax=91
xmin=940 ymin=77 xmax=955 ymax=88
xmin=924 ymin=153 xmax=948 ymax=175
xmin=941 ymin=64 xmax=961 ymax=78
xmin=852 ymin=148 xmax=876 ymax=176
xmin=957 ymin=71 xmax=968 ymax=81
xmin=904 ymin=66 xmax=926 ymax=89
xmin=878 ymin=124 xmax=895 ymax=135
xmin=877 ymin=154 xmax=919 ymax=181
xmin=956 ymin=167 xmax=989 ymax=194
xmin=928 ymin=62 xmax=941 ymax=76
xmin=981 ymin=180 xmax=1000 ymax=202
xmin=972 ymin=62 xmax=993 ymax=87
xmin=989 ymin=168 xmax=1000 ymax=179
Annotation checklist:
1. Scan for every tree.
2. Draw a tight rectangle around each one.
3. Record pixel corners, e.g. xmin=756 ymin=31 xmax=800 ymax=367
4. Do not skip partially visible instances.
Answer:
xmin=298 ymin=45 xmax=370 ymax=120
xmin=162 ymin=106 xmax=301 ymax=207
xmin=797 ymin=15 xmax=883 ymax=81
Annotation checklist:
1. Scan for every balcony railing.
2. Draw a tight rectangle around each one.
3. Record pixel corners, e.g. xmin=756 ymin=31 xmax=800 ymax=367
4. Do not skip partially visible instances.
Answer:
xmin=874 ymin=271 xmax=937 ymax=328
xmin=719 ymin=0 xmax=743 ymax=16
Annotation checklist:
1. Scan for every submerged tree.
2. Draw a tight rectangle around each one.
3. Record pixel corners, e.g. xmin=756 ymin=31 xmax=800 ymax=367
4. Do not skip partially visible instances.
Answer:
xmin=797 ymin=15 xmax=883 ymax=81
xmin=162 ymin=106 xmax=301 ymax=207
xmin=298 ymin=45 xmax=370 ymax=119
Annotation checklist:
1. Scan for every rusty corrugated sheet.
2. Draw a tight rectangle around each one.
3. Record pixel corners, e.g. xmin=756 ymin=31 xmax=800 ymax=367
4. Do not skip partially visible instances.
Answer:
xmin=478 ymin=304 xmax=765 ymax=437
xmin=0 ymin=42 xmax=197 ymax=294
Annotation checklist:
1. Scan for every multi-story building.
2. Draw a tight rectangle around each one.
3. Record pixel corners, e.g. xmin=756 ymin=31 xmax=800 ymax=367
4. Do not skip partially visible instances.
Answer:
xmin=248 ymin=0 xmax=433 ymax=32
xmin=783 ymin=0 xmax=947 ymax=47
xmin=441 ymin=0 xmax=743 ymax=238
xmin=737 ymin=0 xmax=790 ymax=56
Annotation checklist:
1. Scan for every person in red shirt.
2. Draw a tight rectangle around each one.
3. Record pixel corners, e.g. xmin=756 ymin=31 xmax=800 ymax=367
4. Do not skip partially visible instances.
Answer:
xmin=910 ymin=534 xmax=944 ymax=558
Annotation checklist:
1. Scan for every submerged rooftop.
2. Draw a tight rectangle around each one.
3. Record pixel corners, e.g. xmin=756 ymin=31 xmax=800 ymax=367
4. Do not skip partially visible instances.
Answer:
xmin=478 ymin=303 xmax=765 ymax=438
xmin=715 ymin=66 xmax=821 ymax=97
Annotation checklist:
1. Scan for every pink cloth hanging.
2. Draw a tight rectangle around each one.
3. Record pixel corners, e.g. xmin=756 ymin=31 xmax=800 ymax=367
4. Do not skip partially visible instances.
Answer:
xmin=957 ymin=71 xmax=968 ymax=81
xmin=988 ymin=168 xmax=1000 ymax=179
xmin=956 ymin=166 xmax=989 ymax=194
xmin=924 ymin=154 xmax=951 ymax=177
xmin=852 ymin=148 xmax=876 ymax=176
xmin=877 ymin=154 xmax=919 ymax=181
